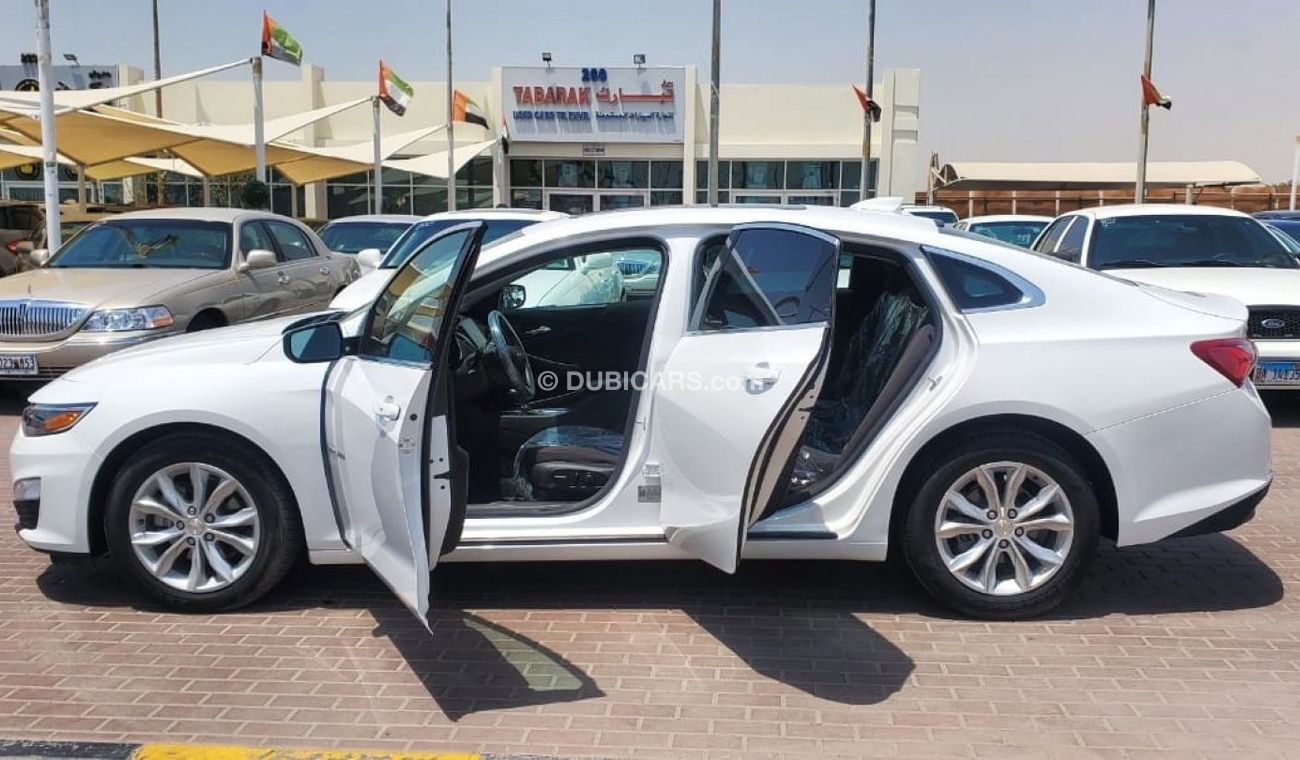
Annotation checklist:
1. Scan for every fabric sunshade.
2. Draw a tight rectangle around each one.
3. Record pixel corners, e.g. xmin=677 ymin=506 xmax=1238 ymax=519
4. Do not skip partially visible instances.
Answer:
xmin=382 ymin=139 xmax=496 ymax=180
xmin=273 ymin=125 xmax=447 ymax=185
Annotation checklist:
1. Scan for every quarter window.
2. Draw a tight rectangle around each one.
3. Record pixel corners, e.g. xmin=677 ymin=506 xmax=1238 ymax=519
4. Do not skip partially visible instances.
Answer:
xmin=264 ymin=221 xmax=316 ymax=262
xmin=1055 ymin=217 xmax=1088 ymax=262
xmin=927 ymin=252 xmax=1026 ymax=310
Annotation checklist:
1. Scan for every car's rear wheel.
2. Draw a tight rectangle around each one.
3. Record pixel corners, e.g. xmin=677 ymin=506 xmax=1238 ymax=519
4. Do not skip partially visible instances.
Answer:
xmin=104 ymin=433 xmax=303 ymax=612
xmin=901 ymin=432 xmax=1099 ymax=619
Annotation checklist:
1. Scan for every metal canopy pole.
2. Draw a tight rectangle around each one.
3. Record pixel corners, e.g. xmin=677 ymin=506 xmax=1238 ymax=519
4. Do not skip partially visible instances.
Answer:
xmin=252 ymin=56 xmax=267 ymax=184
xmin=34 ymin=0 xmax=61 ymax=251
xmin=445 ymin=0 xmax=456 ymax=211
xmin=1135 ymin=0 xmax=1155 ymax=203
xmin=707 ymin=0 xmax=721 ymax=207
xmin=859 ymin=0 xmax=876 ymax=198
xmin=373 ymin=97 xmax=384 ymax=214
xmin=1290 ymin=136 xmax=1299 ymax=211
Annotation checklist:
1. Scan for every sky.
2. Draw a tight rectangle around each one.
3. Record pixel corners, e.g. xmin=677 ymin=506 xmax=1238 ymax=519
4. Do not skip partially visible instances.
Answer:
xmin=11 ymin=0 xmax=1300 ymax=181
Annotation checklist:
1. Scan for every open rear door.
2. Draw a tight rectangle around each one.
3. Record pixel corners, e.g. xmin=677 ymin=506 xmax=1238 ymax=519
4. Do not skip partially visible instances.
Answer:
xmin=323 ymin=222 xmax=485 ymax=629
xmin=652 ymin=224 xmax=839 ymax=572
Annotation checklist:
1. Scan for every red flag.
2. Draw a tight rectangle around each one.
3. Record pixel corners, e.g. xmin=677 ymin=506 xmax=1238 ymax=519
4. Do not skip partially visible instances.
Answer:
xmin=1140 ymin=74 xmax=1172 ymax=110
xmin=852 ymin=85 xmax=882 ymax=122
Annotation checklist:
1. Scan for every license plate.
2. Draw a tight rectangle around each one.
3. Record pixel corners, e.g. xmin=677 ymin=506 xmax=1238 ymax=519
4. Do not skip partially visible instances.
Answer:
xmin=1253 ymin=361 xmax=1300 ymax=386
xmin=0 ymin=354 xmax=37 ymax=376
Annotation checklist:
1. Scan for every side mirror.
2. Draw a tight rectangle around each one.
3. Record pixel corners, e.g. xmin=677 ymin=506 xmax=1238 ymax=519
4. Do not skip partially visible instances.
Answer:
xmin=240 ymin=249 xmax=277 ymax=272
xmin=283 ymin=321 xmax=345 ymax=363
xmin=356 ymin=248 xmax=383 ymax=272
xmin=501 ymin=283 xmax=527 ymax=310
xmin=29 ymin=248 xmax=50 ymax=267
xmin=580 ymin=251 xmax=613 ymax=272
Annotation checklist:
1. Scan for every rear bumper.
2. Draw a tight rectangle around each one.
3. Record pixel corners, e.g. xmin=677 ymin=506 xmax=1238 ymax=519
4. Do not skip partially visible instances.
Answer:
xmin=1088 ymin=386 xmax=1272 ymax=547
xmin=1169 ymin=480 xmax=1267 ymax=538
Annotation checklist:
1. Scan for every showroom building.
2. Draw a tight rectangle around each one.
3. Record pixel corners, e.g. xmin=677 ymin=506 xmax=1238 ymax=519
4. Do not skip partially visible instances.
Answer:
xmin=1 ymin=62 xmax=922 ymax=219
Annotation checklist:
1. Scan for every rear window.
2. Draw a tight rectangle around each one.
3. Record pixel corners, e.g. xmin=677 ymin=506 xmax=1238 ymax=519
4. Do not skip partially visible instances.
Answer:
xmin=318 ymin=221 xmax=410 ymax=254
xmin=1089 ymin=215 xmax=1297 ymax=270
xmin=967 ymin=221 xmax=1049 ymax=248
xmin=382 ymin=219 xmax=537 ymax=269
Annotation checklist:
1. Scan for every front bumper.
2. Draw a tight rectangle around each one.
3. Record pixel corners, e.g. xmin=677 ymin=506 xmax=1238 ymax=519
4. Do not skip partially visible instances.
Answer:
xmin=10 ymin=424 xmax=102 ymax=554
xmin=0 ymin=330 xmax=175 ymax=380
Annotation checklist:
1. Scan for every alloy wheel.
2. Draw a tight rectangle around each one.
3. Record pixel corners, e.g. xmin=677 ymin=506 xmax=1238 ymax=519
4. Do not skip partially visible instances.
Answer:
xmin=933 ymin=461 xmax=1075 ymax=596
xmin=127 ymin=462 xmax=261 ymax=593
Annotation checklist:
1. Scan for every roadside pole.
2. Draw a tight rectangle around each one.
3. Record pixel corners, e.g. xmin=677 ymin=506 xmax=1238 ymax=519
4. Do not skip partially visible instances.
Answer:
xmin=252 ymin=56 xmax=267 ymax=183
xmin=707 ymin=0 xmax=721 ymax=207
xmin=445 ymin=0 xmax=456 ymax=211
xmin=33 ymin=0 xmax=61 ymax=251
xmin=1290 ymin=136 xmax=1298 ymax=211
xmin=1135 ymin=0 xmax=1155 ymax=203
xmin=373 ymin=97 xmax=384 ymax=214
xmin=859 ymin=0 xmax=876 ymax=199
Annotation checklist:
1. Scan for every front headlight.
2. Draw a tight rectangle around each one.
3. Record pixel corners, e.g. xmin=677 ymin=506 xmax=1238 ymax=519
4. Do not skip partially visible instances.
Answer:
xmin=81 ymin=306 xmax=174 ymax=332
xmin=22 ymin=403 xmax=95 ymax=437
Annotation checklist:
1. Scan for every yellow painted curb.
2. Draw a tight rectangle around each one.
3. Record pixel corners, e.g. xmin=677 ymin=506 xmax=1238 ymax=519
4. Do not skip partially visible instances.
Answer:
xmin=132 ymin=745 xmax=478 ymax=760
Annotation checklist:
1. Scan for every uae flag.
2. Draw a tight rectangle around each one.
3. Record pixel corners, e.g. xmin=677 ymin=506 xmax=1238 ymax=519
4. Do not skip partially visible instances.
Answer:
xmin=260 ymin=12 xmax=302 ymax=66
xmin=379 ymin=61 xmax=414 ymax=116
xmin=852 ymin=84 xmax=882 ymax=123
xmin=1141 ymin=74 xmax=1172 ymax=110
xmin=452 ymin=90 xmax=489 ymax=129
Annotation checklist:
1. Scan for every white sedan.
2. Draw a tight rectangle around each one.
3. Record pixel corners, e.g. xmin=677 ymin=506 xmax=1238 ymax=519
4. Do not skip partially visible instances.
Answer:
xmin=1031 ymin=204 xmax=1300 ymax=388
xmin=953 ymin=215 xmax=1052 ymax=247
xmin=11 ymin=206 xmax=1270 ymax=622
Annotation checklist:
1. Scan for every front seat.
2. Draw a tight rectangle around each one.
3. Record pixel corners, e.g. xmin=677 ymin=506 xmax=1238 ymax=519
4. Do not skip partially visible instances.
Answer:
xmin=507 ymin=425 xmax=625 ymax=501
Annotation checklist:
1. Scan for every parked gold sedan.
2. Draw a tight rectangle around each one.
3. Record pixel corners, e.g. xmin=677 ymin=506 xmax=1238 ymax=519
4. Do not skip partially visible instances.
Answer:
xmin=0 ymin=208 xmax=359 ymax=379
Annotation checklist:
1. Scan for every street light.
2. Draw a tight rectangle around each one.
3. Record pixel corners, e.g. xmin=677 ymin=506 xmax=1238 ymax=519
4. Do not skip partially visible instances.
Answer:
xmin=62 ymin=53 xmax=79 ymax=66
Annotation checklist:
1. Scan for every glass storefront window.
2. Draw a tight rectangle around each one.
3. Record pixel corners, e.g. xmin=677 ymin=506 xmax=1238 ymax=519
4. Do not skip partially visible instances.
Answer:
xmin=695 ymin=160 xmax=730 ymax=190
xmin=651 ymin=161 xmax=683 ymax=189
xmin=510 ymin=159 xmax=544 ymax=188
xmin=786 ymin=161 xmax=838 ymax=191
xmin=511 ymin=189 xmax=543 ymax=209
xmin=411 ymin=186 xmax=447 ymax=215
xmin=731 ymin=161 xmax=783 ymax=190
xmin=650 ymin=191 xmax=683 ymax=206
xmin=544 ymin=160 xmax=595 ymax=189
xmin=598 ymin=161 xmax=649 ymax=189
xmin=457 ymin=156 xmax=494 ymax=186
xmin=695 ymin=190 xmax=730 ymax=204
xmin=327 ymin=185 xmax=370 ymax=219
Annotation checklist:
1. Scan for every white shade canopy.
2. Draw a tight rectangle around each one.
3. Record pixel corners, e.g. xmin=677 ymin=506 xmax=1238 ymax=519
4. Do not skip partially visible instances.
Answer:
xmin=273 ymin=125 xmax=448 ymax=185
xmin=0 ymin=59 xmax=250 ymax=117
xmin=383 ymin=139 xmax=497 ymax=180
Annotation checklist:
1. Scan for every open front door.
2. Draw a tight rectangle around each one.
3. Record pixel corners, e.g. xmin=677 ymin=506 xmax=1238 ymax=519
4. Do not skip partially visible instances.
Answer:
xmin=323 ymin=222 xmax=485 ymax=629
xmin=653 ymin=224 xmax=839 ymax=572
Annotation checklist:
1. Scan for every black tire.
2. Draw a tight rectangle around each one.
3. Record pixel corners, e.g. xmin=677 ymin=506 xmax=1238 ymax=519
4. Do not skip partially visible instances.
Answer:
xmin=104 ymin=433 xmax=304 ymax=612
xmin=186 ymin=312 xmax=224 ymax=333
xmin=901 ymin=431 xmax=1099 ymax=620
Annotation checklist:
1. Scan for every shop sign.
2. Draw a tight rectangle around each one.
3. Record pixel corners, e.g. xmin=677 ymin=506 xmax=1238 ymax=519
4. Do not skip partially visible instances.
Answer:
xmin=502 ymin=66 xmax=685 ymax=144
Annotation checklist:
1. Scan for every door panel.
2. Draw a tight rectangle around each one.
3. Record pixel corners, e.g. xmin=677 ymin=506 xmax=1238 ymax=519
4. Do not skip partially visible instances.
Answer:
xmin=236 ymin=221 xmax=289 ymax=320
xmin=323 ymin=222 xmax=486 ymax=629
xmin=652 ymin=224 xmax=839 ymax=573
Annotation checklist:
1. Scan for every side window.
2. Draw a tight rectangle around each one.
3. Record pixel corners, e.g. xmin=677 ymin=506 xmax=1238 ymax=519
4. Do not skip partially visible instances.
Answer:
xmin=239 ymin=221 xmax=276 ymax=256
xmin=1033 ymin=218 xmax=1071 ymax=254
xmin=503 ymin=246 xmax=662 ymax=310
xmin=265 ymin=221 xmax=317 ymax=262
xmin=927 ymin=251 xmax=1027 ymax=311
xmin=695 ymin=227 xmax=838 ymax=331
xmin=1054 ymin=217 xmax=1088 ymax=262
xmin=9 ymin=207 xmax=37 ymax=230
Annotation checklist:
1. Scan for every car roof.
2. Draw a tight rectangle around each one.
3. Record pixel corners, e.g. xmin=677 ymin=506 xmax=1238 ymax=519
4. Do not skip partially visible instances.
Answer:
xmin=962 ymin=214 xmax=1053 ymax=224
xmin=415 ymin=209 xmax=569 ymax=223
xmin=903 ymin=205 xmax=957 ymax=213
xmin=322 ymin=214 xmax=421 ymax=225
xmin=1075 ymin=203 xmax=1252 ymax=220
xmin=105 ymin=207 xmax=300 ymax=224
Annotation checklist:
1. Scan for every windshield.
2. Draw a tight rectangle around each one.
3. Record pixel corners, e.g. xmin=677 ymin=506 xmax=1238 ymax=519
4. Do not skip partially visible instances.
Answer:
xmin=382 ymin=218 xmax=536 ymax=269
xmin=1267 ymin=223 xmax=1300 ymax=254
xmin=967 ymin=221 xmax=1049 ymax=247
xmin=908 ymin=209 xmax=959 ymax=225
xmin=318 ymin=221 xmax=411 ymax=254
xmin=1089 ymin=214 xmax=1298 ymax=270
xmin=49 ymin=219 xmax=232 ymax=269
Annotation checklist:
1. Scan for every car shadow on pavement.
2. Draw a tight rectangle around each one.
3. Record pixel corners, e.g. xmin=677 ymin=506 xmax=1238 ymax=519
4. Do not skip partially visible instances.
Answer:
xmin=1263 ymin=393 xmax=1300 ymax=427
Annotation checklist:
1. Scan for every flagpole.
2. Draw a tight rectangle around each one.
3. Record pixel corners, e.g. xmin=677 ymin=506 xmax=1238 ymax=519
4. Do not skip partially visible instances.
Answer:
xmin=252 ymin=55 xmax=267 ymax=184
xmin=707 ymin=0 xmax=721 ymax=207
xmin=445 ymin=0 xmax=456 ymax=211
xmin=33 ymin=0 xmax=61 ymax=252
xmin=373 ymin=96 xmax=383 ymax=214
xmin=1289 ymin=135 xmax=1298 ymax=211
xmin=859 ymin=0 xmax=876 ymax=199
xmin=1135 ymin=0 xmax=1155 ymax=204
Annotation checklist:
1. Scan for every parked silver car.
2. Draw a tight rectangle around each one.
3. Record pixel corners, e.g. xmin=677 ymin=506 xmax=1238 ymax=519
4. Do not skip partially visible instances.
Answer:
xmin=0 ymin=208 xmax=359 ymax=379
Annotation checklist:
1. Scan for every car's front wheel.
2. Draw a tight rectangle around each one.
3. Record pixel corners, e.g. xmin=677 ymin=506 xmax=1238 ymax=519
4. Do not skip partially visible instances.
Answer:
xmin=901 ymin=432 xmax=1099 ymax=619
xmin=104 ymin=433 xmax=303 ymax=612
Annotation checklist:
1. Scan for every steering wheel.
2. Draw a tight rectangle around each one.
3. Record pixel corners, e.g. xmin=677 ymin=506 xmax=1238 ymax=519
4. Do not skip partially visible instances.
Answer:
xmin=486 ymin=310 xmax=535 ymax=404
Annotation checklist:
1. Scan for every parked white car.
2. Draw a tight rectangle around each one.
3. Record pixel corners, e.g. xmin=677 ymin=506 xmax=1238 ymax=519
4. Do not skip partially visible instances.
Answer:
xmin=333 ymin=209 xmax=567 ymax=311
xmin=954 ymin=215 xmax=1053 ymax=248
xmin=316 ymin=214 xmax=420 ymax=272
xmin=12 ymin=206 xmax=1269 ymax=623
xmin=1032 ymin=204 xmax=1300 ymax=388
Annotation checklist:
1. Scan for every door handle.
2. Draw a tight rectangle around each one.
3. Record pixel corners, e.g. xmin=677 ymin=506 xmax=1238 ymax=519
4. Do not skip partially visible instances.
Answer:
xmin=276 ymin=271 xmax=290 ymax=285
xmin=374 ymin=399 xmax=402 ymax=421
xmin=744 ymin=363 xmax=781 ymax=390
xmin=319 ymin=266 xmax=331 ymax=276
xmin=524 ymin=325 xmax=551 ymax=336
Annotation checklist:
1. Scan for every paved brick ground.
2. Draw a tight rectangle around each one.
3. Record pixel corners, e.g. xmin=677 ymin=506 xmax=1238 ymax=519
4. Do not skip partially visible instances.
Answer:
xmin=1 ymin=386 xmax=1299 ymax=759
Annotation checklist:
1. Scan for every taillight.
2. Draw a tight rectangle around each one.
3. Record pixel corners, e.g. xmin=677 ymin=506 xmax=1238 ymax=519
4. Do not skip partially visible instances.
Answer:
xmin=3 ymin=240 xmax=20 ymax=254
xmin=1191 ymin=338 xmax=1257 ymax=387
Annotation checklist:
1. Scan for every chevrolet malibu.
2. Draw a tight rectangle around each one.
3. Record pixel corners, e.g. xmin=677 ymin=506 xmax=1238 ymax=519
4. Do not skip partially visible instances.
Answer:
xmin=0 ymin=208 xmax=359 ymax=378
xmin=11 ymin=206 xmax=1271 ymax=622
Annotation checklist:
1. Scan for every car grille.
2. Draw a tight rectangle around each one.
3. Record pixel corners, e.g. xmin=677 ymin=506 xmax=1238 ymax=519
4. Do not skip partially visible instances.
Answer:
xmin=0 ymin=300 xmax=87 ymax=338
xmin=14 ymin=499 xmax=38 ymax=531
